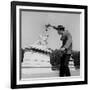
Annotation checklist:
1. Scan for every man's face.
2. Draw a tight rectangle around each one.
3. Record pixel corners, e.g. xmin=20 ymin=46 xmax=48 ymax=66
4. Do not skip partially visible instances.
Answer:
xmin=58 ymin=30 xmax=63 ymax=35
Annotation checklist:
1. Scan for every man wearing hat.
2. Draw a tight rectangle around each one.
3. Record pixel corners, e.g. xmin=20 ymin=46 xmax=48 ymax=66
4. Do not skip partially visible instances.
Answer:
xmin=49 ymin=24 xmax=72 ymax=77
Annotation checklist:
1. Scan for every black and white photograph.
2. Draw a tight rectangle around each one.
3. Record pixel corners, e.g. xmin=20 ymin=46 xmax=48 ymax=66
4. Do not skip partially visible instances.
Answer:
xmin=11 ymin=1 xmax=87 ymax=89
xmin=21 ymin=9 xmax=80 ymax=79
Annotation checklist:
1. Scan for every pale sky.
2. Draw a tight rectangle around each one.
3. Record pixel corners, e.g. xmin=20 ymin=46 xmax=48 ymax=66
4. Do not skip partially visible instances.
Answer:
xmin=21 ymin=10 xmax=80 ymax=51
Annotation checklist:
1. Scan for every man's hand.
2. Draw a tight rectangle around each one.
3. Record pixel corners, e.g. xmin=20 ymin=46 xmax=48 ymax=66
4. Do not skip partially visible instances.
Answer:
xmin=60 ymin=47 xmax=65 ymax=51
xmin=45 ymin=24 xmax=51 ymax=28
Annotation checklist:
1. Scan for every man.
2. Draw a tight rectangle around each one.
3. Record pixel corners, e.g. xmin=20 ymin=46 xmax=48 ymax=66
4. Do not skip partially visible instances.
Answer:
xmin=49 ymin=24 xmax=72 ymax=77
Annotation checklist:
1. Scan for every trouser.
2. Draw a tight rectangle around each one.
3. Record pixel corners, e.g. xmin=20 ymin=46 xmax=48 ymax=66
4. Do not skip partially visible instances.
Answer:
xmin=59 ymin=54 xmax=71 ymax=77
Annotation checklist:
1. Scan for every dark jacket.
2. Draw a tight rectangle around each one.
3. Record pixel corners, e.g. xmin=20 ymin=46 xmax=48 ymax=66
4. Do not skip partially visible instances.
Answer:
xmin=61 ymin=30 xmax=72 ymax=54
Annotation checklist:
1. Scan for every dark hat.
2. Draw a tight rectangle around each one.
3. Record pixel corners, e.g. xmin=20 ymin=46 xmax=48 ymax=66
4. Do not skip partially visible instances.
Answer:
xmin=57 ymin=25 xmax=65 ymax=31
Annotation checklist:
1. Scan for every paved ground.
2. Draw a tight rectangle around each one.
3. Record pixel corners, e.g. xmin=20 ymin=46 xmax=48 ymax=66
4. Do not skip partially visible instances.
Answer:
xmin=21 ymin=67 xmax=80 ymax=79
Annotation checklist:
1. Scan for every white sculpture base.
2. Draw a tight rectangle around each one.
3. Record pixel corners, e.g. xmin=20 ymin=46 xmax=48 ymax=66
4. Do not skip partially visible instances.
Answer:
xmin=22 ymin=51 xmax=51 ymax=67
xmin=21 ymin=51 xmax=80 ymax=79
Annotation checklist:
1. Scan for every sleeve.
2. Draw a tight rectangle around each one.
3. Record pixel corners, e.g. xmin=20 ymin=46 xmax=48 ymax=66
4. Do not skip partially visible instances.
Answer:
xmin=63 ymin=32 xmax=72 ymax=49
xmin=53 ymin=26 xmax=58 ymax=30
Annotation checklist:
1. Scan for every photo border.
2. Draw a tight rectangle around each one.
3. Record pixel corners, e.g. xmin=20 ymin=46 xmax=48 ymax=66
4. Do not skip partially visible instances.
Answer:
xmin=11 ymin=1 xmax=88 ymax=89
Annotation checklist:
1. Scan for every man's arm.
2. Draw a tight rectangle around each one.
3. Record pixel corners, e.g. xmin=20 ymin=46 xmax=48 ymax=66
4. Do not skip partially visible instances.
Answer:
xmin=52 ymin=26 xmax=59 ymax=30
xmin=45 ymin=24 xmax=59 ymax=31
xmin=63 ymin=33 xmax=72 ymax=49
